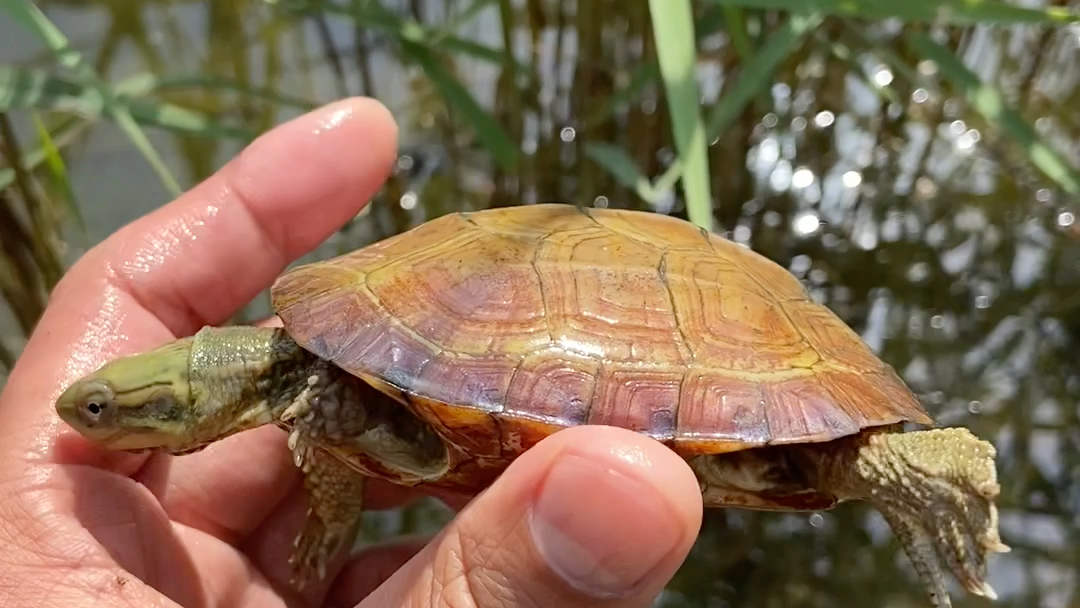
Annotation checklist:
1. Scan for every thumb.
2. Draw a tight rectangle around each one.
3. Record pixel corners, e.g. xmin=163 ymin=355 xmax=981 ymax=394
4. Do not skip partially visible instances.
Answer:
xmin=347 ymin=425 xmax=703 ymax=608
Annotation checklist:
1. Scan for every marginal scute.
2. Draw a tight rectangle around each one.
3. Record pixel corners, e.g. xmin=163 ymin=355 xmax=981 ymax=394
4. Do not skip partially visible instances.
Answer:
xmin=675 ymin=372 xmax=769 ymax=453
xmin=407 ymin=393 xmax=503 ymax=458
xmin=272 ymin=203 xmax=935 ymax=459
xmin=502 ymin=348 xmax=597 ymax=427
xmin=587 ymin=367 xmax=682 ymax=442
xmin=817 ymin=369 xmax=933 ymax=427
xmin=412 ymin=352 xmax=518 ymax=412
xmin=760 ymin=376 xmax=861 ymax=444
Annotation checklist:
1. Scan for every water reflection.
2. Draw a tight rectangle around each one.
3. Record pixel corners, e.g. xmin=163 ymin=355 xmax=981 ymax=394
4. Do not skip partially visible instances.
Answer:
xmin=5 ymin=1 xmax=1080 ymax=607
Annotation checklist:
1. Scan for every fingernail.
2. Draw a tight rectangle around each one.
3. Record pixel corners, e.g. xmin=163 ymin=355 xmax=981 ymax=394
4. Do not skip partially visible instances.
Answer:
xmin=528 ymin=452 xmax=683 ymax=598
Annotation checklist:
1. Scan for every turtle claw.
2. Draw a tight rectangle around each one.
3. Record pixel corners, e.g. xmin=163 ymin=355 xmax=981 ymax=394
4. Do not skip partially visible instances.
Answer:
xmin=289 ymin=513 xmax=334 ymax=589
xmin=975 ymin=582 xmax=999 ymax=600
xmin=286 ymin=431 xmax=367 ymax=590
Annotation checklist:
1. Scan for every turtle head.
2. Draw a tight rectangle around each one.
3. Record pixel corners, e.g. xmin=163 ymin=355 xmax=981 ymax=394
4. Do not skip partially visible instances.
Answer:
xmin=56 ymin=325 xmax=313 ymax=454
xmin=56 ymin=336 xmax=196 ymax=452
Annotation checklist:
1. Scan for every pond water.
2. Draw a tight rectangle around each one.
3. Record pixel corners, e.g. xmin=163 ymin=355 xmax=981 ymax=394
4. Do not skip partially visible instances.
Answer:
xmin=3 ymin=2 xmax=1079 ymax=607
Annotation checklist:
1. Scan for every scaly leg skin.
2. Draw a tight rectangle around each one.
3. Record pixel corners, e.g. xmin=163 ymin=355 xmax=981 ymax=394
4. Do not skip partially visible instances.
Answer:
xmin=881 ymin=510 xmax=952 ymax=608
xmin=288 ymin=440 xmax=367 ymax=589
xmin=277 ymin=364 xmax=371 ymax=589
xmin=834 ymin=427 xmax=1011 ymax=607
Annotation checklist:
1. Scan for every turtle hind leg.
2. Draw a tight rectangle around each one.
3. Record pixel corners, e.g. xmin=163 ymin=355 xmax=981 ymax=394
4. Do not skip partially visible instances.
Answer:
xmin=881 ymin=509 xmax=953 ymax=608
xmin=288 ymin=440 xmax=367 ymax=589
xmin=830 ymin=427 xmax=1009 ymax=606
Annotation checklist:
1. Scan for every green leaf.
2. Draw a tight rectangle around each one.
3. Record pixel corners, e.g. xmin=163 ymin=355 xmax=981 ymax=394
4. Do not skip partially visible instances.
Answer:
xmin=30 ymin=111 xmax=86 ymax=236
xmin=582 ymin=62 xmax=661 ymax=128
xmin=585 ymin=142 xmax=665 ymax=204
xmin=401 ymin=40 xmax=520 ymax=172
xmin=297 ymin=0 xmax=520 ymax=71
xmin=150 ymin=75 xmax=319 ymax=110
xmin=0 ymin=0 xmax=183 ymax=196
xmin=707 ymin=0 xmax=1078 ymax=25
xmin=0 ymin=67 xmax=256 ymax=141
xmin=722 ymin=6 xmax=755 ymax=60
xmin=705 ymin=12 xmax=823 ymax=140
xmin=0 ymin=67 xmax=95 ymax=113
xmin=649 ymin=0 xmax=713 ymax=230
xmin=906 ymin=33 xmax=1080 ymax=196
xmin=0 ymin=116 xmax=87 ymax=191
xmin=588 ymin=12 xmax=820 ymax=216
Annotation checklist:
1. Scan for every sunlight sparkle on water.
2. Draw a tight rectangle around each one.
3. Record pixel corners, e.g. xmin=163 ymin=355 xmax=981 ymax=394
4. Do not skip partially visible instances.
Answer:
xmin=769 ymin=161 xmax=793 ymax=191
xmin=792 ymin=167 xmax=815 ymax=188
xmin=560 ymin=127 xmax=576 ymax=142
xmin=1059 ymin=212 xmax=1075 ymax=227
xmin=758 ymin=138 xmax=780 ymax=164
xmin=956 ymin=131 xmax=977 ymax=150
xmin=872 ymin=67 xmax=894 ymax=87
xmin=814 ymin=111 xmax=835 ymax=128
xmin=842 ymin=171 xmax=862 ymax=188
xmin=793 ymin=212 xmax=821 ymax=235
xmin=400 ymin=191 xmax=418 ymax=210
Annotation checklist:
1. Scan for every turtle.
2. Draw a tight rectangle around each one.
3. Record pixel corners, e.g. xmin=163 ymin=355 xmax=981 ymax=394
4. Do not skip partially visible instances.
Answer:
xmin=55 ymin=203 xmax=1007 ymax=607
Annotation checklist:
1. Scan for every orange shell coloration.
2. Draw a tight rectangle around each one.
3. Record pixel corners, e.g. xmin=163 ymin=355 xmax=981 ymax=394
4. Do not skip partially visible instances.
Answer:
xmin=271 ymin=204 xmax=932 ymax=463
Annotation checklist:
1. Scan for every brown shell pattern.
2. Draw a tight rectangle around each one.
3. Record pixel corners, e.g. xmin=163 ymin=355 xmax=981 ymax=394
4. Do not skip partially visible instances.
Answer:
xmin=271 ymin=204 xmax=933 ymax=457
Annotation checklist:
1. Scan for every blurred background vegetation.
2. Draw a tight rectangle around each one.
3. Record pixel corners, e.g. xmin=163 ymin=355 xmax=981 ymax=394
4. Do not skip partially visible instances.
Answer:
xmin=2 ymin=0 xmax=1080 ymax=606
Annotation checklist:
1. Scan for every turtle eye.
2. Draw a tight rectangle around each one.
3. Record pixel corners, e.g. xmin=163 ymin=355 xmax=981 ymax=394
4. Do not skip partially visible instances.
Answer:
xmin=78 ymin=385 xmax=115 ymax=424
xmin=85 ymin=400 xmax=105 ymax=417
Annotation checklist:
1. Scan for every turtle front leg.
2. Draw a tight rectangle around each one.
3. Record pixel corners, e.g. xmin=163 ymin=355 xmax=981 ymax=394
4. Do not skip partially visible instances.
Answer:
xmin=289 ymin=441 xmax=368 ymax=588
xmin=826 ymin=427 xmax=1010 ymax=607
xmin=276 ymin=363 xmax=372 ymax=588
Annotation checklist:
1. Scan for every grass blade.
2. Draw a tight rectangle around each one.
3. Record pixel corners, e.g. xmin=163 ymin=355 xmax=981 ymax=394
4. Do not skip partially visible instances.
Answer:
xmin=150 ymin=75 xmax=319 ymax=110
xmin=705 ymin=12 xmax=822 ymax=140
xmin=0 ymin=0 xmax=183 ymax=196
xmin=0 ymin=115 xmax=88 ymax=191
xmin=292 ymin=0 xmax=520 ymax=71
xmin=649 ymin=0 xmax=712 ymax=230
xmin=906 ymin=32 xmax=1080 ymax=196
xmin=30 ymin=111 xmax=85 ymax=236
xmin=0 ymin=68 xmax=257 ymax=141
xmin=587 ymin=12 xmax=819 ymax=213
xmin=708 ymin=0 xmax=1078 ymax=25
xmin=585 ymin=142 xmax=666 ymax=205
xmin=400 ymin=39 xmax=520 ymax=172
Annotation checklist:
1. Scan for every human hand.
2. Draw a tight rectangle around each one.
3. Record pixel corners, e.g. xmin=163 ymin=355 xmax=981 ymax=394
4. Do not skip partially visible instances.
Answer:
xmin=0 ymin=97 xmax=704 ymax=608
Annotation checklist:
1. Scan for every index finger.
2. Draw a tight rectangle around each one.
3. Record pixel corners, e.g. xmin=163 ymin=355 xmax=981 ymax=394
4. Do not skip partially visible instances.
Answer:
xmin=0 ymin=97 xmax=398 ymax=470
